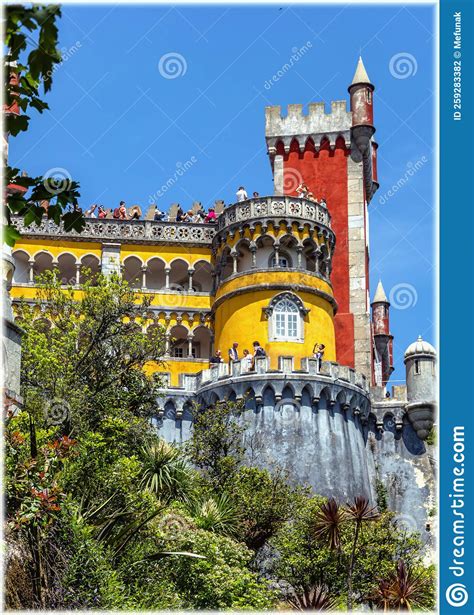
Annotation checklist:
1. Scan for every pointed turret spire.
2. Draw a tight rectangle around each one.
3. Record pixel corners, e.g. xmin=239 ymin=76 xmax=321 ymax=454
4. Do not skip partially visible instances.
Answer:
xmin=351 ymin=56 xmax=372 ymax=86
xmin=372 ymin=280 xmax=388 ymax=303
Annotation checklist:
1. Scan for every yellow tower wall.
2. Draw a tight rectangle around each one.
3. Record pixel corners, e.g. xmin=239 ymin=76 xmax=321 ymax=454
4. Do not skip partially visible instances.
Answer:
xmin=213 ymin=271 xmax=336 ymax=368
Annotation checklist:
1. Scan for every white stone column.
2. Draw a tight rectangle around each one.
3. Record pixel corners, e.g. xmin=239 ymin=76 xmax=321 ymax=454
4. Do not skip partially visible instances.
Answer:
xmin=75 ymin=263 xmax=81 ymax=286
xmin=164 ymin=267 xmax=170 ymax=289
xmin=141 ymin=265 xmax=147 ymax=289
xmin=188 ymin=269 xmax=194 ymax=291
xmin=28 ymin=260 xmax=35 ymax=283
xmin=187 ymin=335 xmax=193 ymax=358
xmin=347 ymin=156 xmax=372 ymax=380
xmin=101 ymin=243 xmax=121 ymax=277
xmin=232 ymin=254 xmax=238 ymax=274
xmin=273 ymin=155 xmax=284 ymax=195
xmin=273 ymin=246 xmax=280 ymax=266
xmin=250 ymin=247 xmax=257 ymax=269
xmin=296 ymin=246 xmax=303 ymax=268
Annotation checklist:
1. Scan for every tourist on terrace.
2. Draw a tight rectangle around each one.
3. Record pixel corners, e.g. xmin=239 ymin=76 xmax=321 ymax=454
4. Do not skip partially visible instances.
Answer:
xmin=209 ymin=350 xmax=223 ymax=364
xmin=85 ymin=204 xmax=97 ymax=218
xmin=129 ymin=205 xmax=141 ymax=220
xmin=98 ymin=206 xmax=107 ymax=219
xmin=154 ymin=208 xmax=166 ymax=221
xmin=182 ymin=210 xmax=193 ymax=222
xmin=320 ymin=197 xmax=327 ymax=208
xmin=113 ymin=201 xmax=128 ymax=219
xmin=236 ymin=186 xmax=248 ymax=202
xmin=176 ymin=206 xmax=184 ymax=222
xmin=313 ymin=342 xmax=325 ymax=371
xmin=296 ymin=183 xmax=309 ymax=198
xmin=253 ymin=191 xmax=259 ymax=198
xmin=228 ymin=342 xmax=239 ymax=362
xmin=205 ymin=208 xmax=217 ymax=223
xmin=241 ymin=349 xmax=253 ymax=373
xmin=191 ymin=211 xmax=203 ymax=223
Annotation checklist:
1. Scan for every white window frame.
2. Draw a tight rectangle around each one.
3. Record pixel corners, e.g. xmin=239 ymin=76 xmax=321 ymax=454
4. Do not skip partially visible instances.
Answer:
xmin=269 ymin=296 xmax=304 ymax=342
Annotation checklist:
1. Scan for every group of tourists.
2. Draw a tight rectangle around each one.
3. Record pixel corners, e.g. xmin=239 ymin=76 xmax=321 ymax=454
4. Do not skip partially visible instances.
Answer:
xmin=82 ymin=186 xmax=263 ymax=224
xmin=236 ymin=187 xmax=260 ymax=202
xmin=209 ymin=341 xmax=267 ymax=372
xmin=209 ymin=341 xmax=325 ymax=372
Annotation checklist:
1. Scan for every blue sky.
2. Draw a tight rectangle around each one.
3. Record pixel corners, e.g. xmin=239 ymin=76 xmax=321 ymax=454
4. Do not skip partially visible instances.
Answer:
xmin=10 ymin=2 xmax=436 ymax=382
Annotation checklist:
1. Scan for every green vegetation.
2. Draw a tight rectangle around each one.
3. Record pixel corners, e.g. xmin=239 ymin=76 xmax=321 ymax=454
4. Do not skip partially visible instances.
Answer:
xmin=4 ymin=4 xmax=84 ymax=246
xmin=5 ymin=272 xmax=436 ymax=610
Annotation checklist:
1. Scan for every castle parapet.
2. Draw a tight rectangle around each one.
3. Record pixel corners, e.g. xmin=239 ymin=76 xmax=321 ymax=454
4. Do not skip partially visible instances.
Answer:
xmin=265 ymin=101 xmax=351 ymax=139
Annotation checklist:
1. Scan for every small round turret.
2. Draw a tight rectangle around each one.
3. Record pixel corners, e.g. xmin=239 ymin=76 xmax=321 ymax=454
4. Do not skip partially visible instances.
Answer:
xmin=404 ymin=335 xmax=437 ymax=440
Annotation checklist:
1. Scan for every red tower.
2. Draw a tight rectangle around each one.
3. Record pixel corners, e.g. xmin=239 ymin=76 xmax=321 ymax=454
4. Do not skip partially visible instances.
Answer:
xmin=265 ymin=57 xmax=379 ymax=381
xmin=371 ymin=280 xmax=394 ymax=386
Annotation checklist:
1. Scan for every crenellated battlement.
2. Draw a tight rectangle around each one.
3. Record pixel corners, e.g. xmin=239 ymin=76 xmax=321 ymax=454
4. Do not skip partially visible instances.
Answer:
xmin=265 ymin=100 xmax=352 ymax=145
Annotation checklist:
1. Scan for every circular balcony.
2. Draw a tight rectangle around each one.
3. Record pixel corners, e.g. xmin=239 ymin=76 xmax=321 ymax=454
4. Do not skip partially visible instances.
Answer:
xmin=215 ymin=195 xmax=333 ymax=238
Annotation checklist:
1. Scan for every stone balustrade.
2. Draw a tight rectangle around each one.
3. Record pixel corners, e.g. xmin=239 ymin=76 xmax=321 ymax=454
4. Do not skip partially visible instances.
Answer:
xmin=216 ymin=195 xmax=332 ymax=232
xmin=12 ymin=216 xmax=217 ymax=245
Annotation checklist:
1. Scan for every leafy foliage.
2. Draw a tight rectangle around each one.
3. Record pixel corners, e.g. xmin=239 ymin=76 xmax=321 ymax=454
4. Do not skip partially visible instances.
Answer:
xmin=5 ymin=273 xmax=436 ymax=610
xmin=4 ymin=4 xmax=83 ymax=244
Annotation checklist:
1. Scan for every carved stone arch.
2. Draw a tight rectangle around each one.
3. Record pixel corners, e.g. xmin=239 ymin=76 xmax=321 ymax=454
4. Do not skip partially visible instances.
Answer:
xmin=319 ymin=385 xmax=336 ymax=407
xmin=304 ymin=135 xmax=316 ymax=154
xmin=263 ymin=291 xmax=309 ymax=318
xmin=301 ymin=383 xmax=315 ymax=407
xmin=262 ymin=384 xmax=276 ymax=407
xmin=336 ymin=389 xmax=349 ymax=410
xmin=163 ymin=398 xmax=177 ymax=420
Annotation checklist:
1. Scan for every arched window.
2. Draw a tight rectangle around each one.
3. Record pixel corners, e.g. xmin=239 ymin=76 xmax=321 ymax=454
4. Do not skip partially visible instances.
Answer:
xmin=273 ymin=296 xmax=300 ymax=340
xmin=264 ymin=292 xmax=308 ymax=343
xmin=270 ymin=252 xmax=291 ymax=268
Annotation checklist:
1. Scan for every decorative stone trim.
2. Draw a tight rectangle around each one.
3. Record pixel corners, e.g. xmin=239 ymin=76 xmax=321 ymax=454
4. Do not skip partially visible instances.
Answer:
xmin=212 ymin=281 xmax=338 ymax=313
xmin=262 ymin=291 xmax=310 ymax=318
xmin=215 ymin=196 xmax=332 ymax=235
xmin=12 ymin=216 xmax=217 ymax=246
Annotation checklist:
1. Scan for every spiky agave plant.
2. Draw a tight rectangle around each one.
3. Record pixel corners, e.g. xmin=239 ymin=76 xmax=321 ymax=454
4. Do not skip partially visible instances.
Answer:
xmin=140 ymin=439 xmax=192 ymax=502
xmin=189 ymin=492 xmax=240 ymax=537
xmin=286 ymin=585 xmax=338 ymax=611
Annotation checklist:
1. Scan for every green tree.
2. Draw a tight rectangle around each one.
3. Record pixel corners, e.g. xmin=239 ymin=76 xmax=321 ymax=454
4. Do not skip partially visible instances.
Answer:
xmin=15 ymin=270 xmax=166 ymax=436
xmin=227 ymin=465 xmax=305 ymax=550
xmin=186 ymin=399 xmax=245 ymax=488
xmin=4 ymin=4 xmax=83 ymax=246
xmin=270 ymin=495 xmax=433 ymax=610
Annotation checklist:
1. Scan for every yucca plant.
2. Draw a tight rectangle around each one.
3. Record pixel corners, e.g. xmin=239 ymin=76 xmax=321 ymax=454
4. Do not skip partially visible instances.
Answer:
xmin=286 ymin=585 xmax=338 ymax=611
xmin=188 ymin=492 xmax=240 ymax=537
xmin=140 ymin=439 xmax=192 ymax=502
